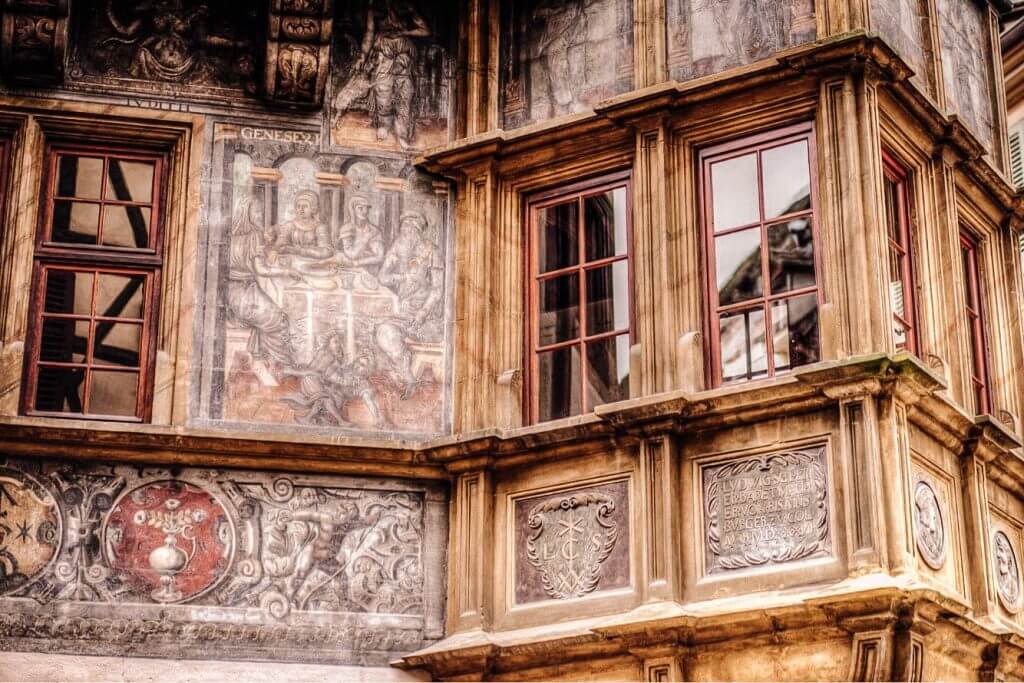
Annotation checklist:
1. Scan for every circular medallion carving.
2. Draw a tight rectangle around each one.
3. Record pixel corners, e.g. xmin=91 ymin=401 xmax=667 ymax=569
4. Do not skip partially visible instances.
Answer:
xmin=913 ymin=479 xmax=946 ymax=570
xmin=103 ymin=481 xmax=234 ymax=603
xmin=993 ymin=530 xmax=1022 ymax=613
xmin=0 ymin=466 xmax=61 ymax=595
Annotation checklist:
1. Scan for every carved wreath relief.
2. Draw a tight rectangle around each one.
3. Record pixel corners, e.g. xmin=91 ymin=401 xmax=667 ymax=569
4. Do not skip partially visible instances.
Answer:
xmin=993 ymin=530 xmax=1022 ymax=613
xmin=515 ymin=480 xmax=630 ymax=604
xmin=0 ymin=457 xmax=446 ymax=665
xmin=912 ymin=477 xmax=946 ymax=570
xmin=702 ymin=447 xmax=830 ymax=574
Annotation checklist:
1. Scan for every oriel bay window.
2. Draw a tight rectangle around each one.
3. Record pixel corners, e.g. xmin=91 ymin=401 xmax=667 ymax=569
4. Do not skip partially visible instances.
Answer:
xmin=526 ymin=172 xmax=633 ymax=423
xmin=22 ymin=145 xmax=165 ymax=421
xmin=700 ymin=124 xmax=822 ymax=386
xmin=960 ymin=231 xmax=991 ymax=415
xmin=882 ymin=154 xmax=919 ymax=353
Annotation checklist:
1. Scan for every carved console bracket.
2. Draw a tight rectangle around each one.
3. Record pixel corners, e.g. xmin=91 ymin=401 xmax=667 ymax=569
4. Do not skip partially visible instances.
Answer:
xmin=0 ymin=0 xmax=70 ymax=85
xmin=264 ymin=0 xmax=333 ymax=108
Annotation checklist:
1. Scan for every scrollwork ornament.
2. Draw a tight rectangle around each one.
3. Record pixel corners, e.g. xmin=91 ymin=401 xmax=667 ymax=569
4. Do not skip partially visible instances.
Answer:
xmin=913 ymin=478 xmax=946 ymax=570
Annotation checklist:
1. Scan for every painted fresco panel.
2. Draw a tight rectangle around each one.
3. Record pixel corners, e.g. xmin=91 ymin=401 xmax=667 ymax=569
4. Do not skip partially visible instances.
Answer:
xmin=328 ymin=1 xmax=454 ymax=152
xmin=193 ymin=124 xmax=453 ymax=437
xmin=871 ymin=0 xmax=936 ymax=97
xmin=500 ymin=0 xmax=634 ymax=129
xmin=67 ymin=1 xmax=261 ymax=103
xmin=937 ymin=0 xmax=996 ymax=150
xmin=667 ymin=0 xmax=817 ymax=82
xmin=0 ymin=456 xmax=447 ymax=664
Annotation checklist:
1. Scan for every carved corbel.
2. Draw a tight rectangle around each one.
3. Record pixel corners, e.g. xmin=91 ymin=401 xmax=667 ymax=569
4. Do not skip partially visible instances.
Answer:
xmin=0 ymin=0 xmax=70 ymax=85
xmin=264 ymin=0 xmax=333 ymax=108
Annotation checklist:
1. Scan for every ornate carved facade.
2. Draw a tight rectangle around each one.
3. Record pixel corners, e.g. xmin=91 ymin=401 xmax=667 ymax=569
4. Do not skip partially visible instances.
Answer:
xmin=0 ymin=0 xmax=1021 ymax=681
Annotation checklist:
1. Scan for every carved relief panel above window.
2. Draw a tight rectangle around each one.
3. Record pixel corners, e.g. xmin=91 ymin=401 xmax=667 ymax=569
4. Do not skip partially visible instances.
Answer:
xmin=499 ymin=0 xmax=634 ymax=129
xmin=936 ymin=0 xmax=996 ymax=151
xmin=871 ymin=0 xmax=936 ymax=98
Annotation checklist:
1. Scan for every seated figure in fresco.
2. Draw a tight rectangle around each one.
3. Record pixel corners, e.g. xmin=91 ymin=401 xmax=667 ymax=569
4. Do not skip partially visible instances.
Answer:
xmin=531 ymin=0 xmax=589 ymax=117
xmin=375 ymin=211 xmax=445 ymax=395
xmin=336 ymin=196 xmax=386 ymax=275
xmin=333 ymin=0 xmax=430 ymax=149
xmin=283 ymin=330 xmax=385 ymax=429
xmin=266 ymin=190 xmax=334 ymax=263
xmin=225 ymin=199 xmax=296 ymax=369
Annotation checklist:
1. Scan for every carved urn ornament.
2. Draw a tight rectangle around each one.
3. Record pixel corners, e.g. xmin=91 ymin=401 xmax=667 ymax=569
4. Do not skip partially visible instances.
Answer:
xmin=993 ymin=530 xmax=1022 ymax=613
xmin=913 ymin=479 xmax=946 ymax=570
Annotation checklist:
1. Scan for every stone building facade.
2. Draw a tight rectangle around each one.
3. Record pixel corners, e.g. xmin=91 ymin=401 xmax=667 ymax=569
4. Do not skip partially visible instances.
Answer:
xmin=0 ymin=0 xmax=1020 ymax=681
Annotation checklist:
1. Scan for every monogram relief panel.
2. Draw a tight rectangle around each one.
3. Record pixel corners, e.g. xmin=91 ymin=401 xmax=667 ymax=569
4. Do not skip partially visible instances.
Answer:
xmin=0 ymin=457 xmax=447 ymax=665
xmin=871 ymin=0 xmax=936 ymax=97
xmin=513 ymin=480 xmax=630 ymax=605
xmin=328 ymin=1 xmax=454 ymax=152
xmin=701 ymin=446 xmax=831 ymax=574
xmin=65 ymin=1 xmax=262 ymax=103
xmin=937 ymin=0 xmax=996 ymax=150
xmin=667 ymin=0 xmax=816 ymax=82
xmin=192 ymin=123 xmax=453 ymax=437
xmin=500 ymin=0 xmax=634 ymax=129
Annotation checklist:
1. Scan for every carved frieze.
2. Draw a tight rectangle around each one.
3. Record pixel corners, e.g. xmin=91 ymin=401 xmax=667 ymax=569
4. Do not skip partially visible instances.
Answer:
xmin=0 ymin=0 xmax=71 ymax=84
xmin=702 ymin=446 xmax=830 ymax=574
xmin=514 ymin=480 xmax=630 ymax=604
xmin=912 ymin=476 xmax=946 ymax=570
xmin=993 ymin=530 xmax=1022 ymax=613
xmin=265 ymin=0 xmax=333 ymax=107
xmin=0 ymin=456 xmax=447 ymax=665
xmin=192 ymin=123 xmax=453 ymax=437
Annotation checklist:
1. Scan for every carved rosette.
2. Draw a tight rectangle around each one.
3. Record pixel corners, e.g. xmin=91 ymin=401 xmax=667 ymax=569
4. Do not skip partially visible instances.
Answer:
xmin=993 ymin=530 xmax=1022 ymax=613
xmin=0 ymin=0 xmax=70 ymax=84
xmin=913 ymin=478 xmax=946 ymax=570
xmin=703 ymin=447 xmax=830 ymax=573
xmin=525 ymin=492 xmax=619 ymax=600
xmin=265 ymin=0 xmax=333 ymax=107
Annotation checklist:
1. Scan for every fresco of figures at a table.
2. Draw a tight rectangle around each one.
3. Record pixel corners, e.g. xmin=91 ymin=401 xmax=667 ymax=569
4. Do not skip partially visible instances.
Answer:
xmin=194 ymin=125 xmax=452 ymax=437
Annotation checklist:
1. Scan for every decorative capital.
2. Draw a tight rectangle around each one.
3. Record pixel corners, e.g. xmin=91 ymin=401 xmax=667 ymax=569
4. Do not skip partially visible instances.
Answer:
xmin=264 ymin=0 xmax=333 ymax=108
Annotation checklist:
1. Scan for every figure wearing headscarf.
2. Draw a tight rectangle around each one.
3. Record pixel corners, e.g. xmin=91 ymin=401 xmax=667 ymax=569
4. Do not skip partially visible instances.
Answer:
xmin=337 ymin=196 xmax=385 ymax=271
xmin=225 ymin=199 xmax=296 ymax=368
xmin=267 ymin=189 xmax=333 ymax=261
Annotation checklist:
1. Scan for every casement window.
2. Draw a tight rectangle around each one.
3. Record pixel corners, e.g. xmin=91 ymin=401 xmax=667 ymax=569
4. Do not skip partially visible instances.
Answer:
xmin=22 ymin=145 xmax=166 ymax=421
xmin=700 ymin=124 xmax=822 ymax=386
xmin=525 ymin=172 xmax=633 ymax=423
xmin=881 ymin=155 xmax=919 ymax=353
xmin=960 ymin=232 xmax=991 ymax=415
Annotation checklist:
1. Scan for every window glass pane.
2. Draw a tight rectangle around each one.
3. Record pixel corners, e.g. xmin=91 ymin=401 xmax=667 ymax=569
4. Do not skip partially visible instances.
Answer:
xmin=105 ymin=159 xmax=154 ymax=204
xmin=43 ymin=270 xmax=93 ymax=316
xmin=39 ymin=318 xmax=89 ymax=363
xmin=711 ymin=153 xmax=759 ymax=231
xmin=538 ymin=273 xmax=579 ymax=346
xmin=34 ymin=365 xmax=85 ymax=413
xmin=584 ymin=188 xmax=628 ymax=261
xmin=95 ymin=273 xmax=145 ymax=319
xmin=537 ymin=200 xmax=579 ymax=273
xmin=585 ymin=261 xmax=629 ymax=335
xmin=586 ymin=334 xmax=630 ymax=409
xmin=51 ymin=201 xmax=99 ymax=244
xmin=894 ymin=316 xmax=908 ymax=348
xmin=56 ymin=155 xmax=103 ymax=199
xmin=102 ymin=205 xmax=151 ymax=249
xmin=716 ymin=227 xmax=762 ymax=306
xmin=762 ymin=140 xmax=811 ymax=219
xmin=771 ymin=293 xmax=820 ymax=372
xmin=767 ymin=218 xmax=815 ymax=294
xmin=93 ymin=322 xmax=142 ymax=368
xmin=883 ymin=176 xmax=901 ymax=245
xmin=537 ymin=346 xmax=581 ymax=421
xmin=89 ymin=370 xmax=139 ymax=417
xmin=719 ymin=308 xmax=767 ymax=382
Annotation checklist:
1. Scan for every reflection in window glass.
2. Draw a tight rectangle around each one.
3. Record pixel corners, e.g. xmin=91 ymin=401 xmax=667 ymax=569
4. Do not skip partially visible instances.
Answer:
xmin=93 ymin=322 xmax=142 ymax=368
xmin=537 ymin=346 xmax=581 ymax=422
xmin=586 ymin=334 xmax=630 ymax=408
xmin=538 ymin=274 xmax=580 ymax=346
xmin=56 ymin=156 xmax=103 ymax=199
xmin=716 ymin=228 xmax=762 ymax=305
xmin=584 ymin=188 xmax=628 ymax=261
xmin=882 ymin=164 xmax=917 ymax=352
xmin=771 ymin=293 xmax=820 ymax=371
xmin=710 ymin=153 xmax=759 ymax=231
xmin=767 ymin=218 xmax=815 ymax=294
xmin=105 ymin=159 xmax=155 ymax=204
xmin=102 ymin=205 xmax=151 ymax=249
xmin=96 ymin=273 xmax=146 ymax=319
xmin=719 ymin=308 xmax=767 ymax=382
xmin=585 ymin=261 xmax=629 ymax=336
xmin=537 ymin=201 xmax=579 ymax=273
xmin=762 ymin=141 xmax=811 ymax=219
xmin=34 ymin=366 xmax=85 ymax=413
xmin=89 ymin=370 xmax=139 ymax=417
xmin=39 ymin=319 xmax=89 ymax=364
xmin=52 ymin=201 xmax=100 ymax=244
xmin=44 ymin=270 xmax=94 ymax=316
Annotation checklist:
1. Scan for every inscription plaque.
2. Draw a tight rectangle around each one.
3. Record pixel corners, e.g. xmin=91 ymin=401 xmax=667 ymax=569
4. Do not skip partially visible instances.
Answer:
xmin=513 ymin=480 xmax=630 ymax=604
xmin=703 ymin=446 xmax=830 ymax=574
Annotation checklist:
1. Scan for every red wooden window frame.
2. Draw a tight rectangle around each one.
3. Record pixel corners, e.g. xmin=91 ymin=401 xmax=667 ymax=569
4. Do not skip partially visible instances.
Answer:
xmin=960 ymin=231 xmax=991 ymax=415
xmin=881 ymin=153 xmax=919 ymax=354
xmin=523 ymin=170 xmax=634 ymax=424
xmin=699 ymin=122 xmax=824 ymax=387
xmin=21 ymin=144 xmax=167 ymax=422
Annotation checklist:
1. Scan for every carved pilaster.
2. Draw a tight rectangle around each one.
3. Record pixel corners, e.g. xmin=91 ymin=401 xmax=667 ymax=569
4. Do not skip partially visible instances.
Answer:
xmin=0 ymin=0 xmax=70 ymax=85
xmin=264 ymin=0 xmax=333 ymax=108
